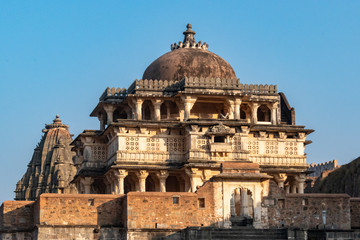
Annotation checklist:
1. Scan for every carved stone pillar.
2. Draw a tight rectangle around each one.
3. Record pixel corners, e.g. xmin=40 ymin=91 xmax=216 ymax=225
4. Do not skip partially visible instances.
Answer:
xmin=227 ymin=100 xmax=235 ymax=119
xmin=156 ymin=170 xmax=169 ymax=192
xmin=104 ymin=104 xmax=116 ymax=126
xmin=285 ymin=185 xmax=290 ymax=194
xmin=240 ymin=188 xmax=249 ymax=217
xmin=185 ymin=168 xmax=202 ymax=192
xmin=271 ymin=102 xmax=278 ymax=125
xmin=114 ymin=169 xmax=128 ymax=195
xmin=166 ymin=102 xmax=171 ymax=119
xmin=274 ymin=173 xmax=287 ymax=189
xmin=291 ymin=181 xmax=297 ymax=194
xmin=135 ymin=99 xmax=143 ymax=120
xmin=295 ymin=174 xmax=306 ymax=194
xmin=80 ymin=177 xmax=94 ymax=194
xmin=182 ymin=96 xmax=196 ymax=120
xmin=98 ymin=113 xmax=105 ymax=131
xmin=234 ymin=99 xmax=241 ymax=120
xmin=251 ymin=103 xmax=259 ymax=123
xmin=136 ymin=170 xmax=149 ymax=192
xmin=152 ymin=99 xmax=163 ymax=121
xmin=105 ymin=173 xmax=115 ymax=194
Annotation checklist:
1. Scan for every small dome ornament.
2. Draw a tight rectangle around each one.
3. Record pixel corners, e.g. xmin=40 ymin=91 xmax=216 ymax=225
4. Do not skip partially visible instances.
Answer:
xmin=171 ymin=24 xmax=209 ymax=51
xmin=53 ymin=114 xmax=62 ymax=124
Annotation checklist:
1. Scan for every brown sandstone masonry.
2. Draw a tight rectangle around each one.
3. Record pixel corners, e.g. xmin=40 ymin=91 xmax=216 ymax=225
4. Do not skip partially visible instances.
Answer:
xmin=350 ymin=198 xmax=360 ymax=228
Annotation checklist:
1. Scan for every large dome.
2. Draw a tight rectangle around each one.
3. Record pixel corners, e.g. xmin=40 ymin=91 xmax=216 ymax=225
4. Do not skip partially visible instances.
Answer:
xmin=142 ymin=24 xmax=237 ymax=81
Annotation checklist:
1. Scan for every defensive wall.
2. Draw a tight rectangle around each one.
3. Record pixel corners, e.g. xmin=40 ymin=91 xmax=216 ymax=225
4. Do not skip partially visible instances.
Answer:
xmin=1 ymin=181 xmax=360 ymax=240
xmin=308 ymin=160 xmax=339 ymax=177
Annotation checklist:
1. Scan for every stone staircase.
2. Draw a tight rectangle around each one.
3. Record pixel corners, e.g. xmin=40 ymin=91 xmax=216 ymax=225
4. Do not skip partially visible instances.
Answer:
xmin=185 ymin=227 xmax=288 ymax=240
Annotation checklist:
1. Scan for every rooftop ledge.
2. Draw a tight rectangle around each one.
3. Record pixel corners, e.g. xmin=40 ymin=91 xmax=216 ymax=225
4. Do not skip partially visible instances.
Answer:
xmin=100 ymin=77 xmax=277 ymax=101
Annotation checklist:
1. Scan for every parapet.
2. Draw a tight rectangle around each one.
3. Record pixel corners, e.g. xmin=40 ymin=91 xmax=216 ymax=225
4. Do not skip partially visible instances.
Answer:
xmin=101 ymin=77 xmax=277 ymax=101
xmin=308 ymin=160 xmax=339 ymax=177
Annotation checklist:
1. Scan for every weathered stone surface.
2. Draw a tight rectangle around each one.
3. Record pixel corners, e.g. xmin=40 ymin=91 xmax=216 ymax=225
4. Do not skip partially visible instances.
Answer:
xmin=2 ymin=23 xmax=357 ymax=240
xmin=0 ymin=201 xmax=34 ymax=231
xmin=311 ymin=157 xmax=360 ymax=197
xmin=267 ymin=193 xmax=351 ymax=230
xmin=15 ymin=116 xmax=77 ymax=200
xmin=143 ymin=24 xmax=236 ymax=82
xmin=351 ymin=198 xmax=360 ymax=228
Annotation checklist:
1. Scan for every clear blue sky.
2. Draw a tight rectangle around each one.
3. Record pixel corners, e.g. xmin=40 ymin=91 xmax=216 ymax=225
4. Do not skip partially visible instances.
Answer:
xmin=0 ymin=1 xmax=359 ymax=203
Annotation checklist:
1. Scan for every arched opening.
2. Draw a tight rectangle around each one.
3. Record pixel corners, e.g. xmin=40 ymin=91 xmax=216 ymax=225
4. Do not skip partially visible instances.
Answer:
xmin=240 ymin=109 xmax=246 ymax=119
xmin=168 ymin=101 xmax=179 ymax=119
xmin=124 ymin=175 xmax=136 ymax=194
xmin=240 ymin=104 xmax=250 ymax=121
xmin=92 ymin=179 xmax=106 ymax=194
xmin=190 ymin=97 xmax=228 ymax=119
xmin=142 ymin=100 xmax=153 ymax=120
xmin=118 ymin=111 xmax=128 ymax=119
xmin=257 ymin=104 xmax=271 ymax=122
xmin=113 ymin=106 xmax=131 ymax=120
xmin=230 ymin=187 xmax=254 ymax=226
xmin=161 ymin=101 xmax=180 ymax=120
xmin=145 ymin=175 xmax=158 ymax=192
xmin=160 ymin=102 xmax=167 ymax=120
xmin=166 ymin=175 xmax=180 ymax=192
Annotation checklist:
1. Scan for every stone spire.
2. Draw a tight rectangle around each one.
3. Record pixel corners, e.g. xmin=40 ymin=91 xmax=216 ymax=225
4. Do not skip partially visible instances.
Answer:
xmin=15 ymin=115 xmax=77 ymax=200
xmin=171 ymin=23 xmax=209 ymax=51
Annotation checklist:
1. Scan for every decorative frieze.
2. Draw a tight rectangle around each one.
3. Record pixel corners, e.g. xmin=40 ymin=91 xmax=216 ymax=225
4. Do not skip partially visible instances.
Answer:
xmin=166 ymin=137 xmax=185 ymax=153
xmin=196 ymin=135 xmax=209 ymax=151
xmin=265 ymin=141 xmax=279 ymax=155
xmin=232 ymin=136 xmax=242 ymax=151
xmin=126 ymin=137 xmax=140 ymax=151
xmin=248 ymin=140 xmax=259 ymax=154
xmin=284 ymin=142 xmax=298 ymax=156
xmin=90 ymin=145 xmax=107 ymax=161
xmin=146 ymin=137 xmax=159 ymax=151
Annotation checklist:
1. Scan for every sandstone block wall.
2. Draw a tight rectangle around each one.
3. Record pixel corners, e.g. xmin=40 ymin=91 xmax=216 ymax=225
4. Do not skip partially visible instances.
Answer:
xmin=0 ymin=201 xmax=34 ymax=232
xmin=35 ymin=226 xmax=125 ymax=240
xmin=267 ymin=193 xmax=351 ymax=230
xmin=351 ymin=198 xmax=360 ymax=229
xmin=126 ymin=181 xmax=218 ymax=230
xmin=35 ymin=194 xmax=125 ymax=227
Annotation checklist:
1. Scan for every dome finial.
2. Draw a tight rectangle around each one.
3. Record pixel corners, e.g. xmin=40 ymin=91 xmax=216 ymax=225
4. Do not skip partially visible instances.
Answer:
xmin=53 ymin=114 xmax=61 ymax=124
xmin=170 ymin=24 xmax=209 ymax=51
xmin=183 ymin=23 xmax=196 ymax=45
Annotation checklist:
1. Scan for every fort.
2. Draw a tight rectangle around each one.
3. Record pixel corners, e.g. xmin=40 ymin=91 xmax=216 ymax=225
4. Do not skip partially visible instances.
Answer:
xmin=1 ymin=24 xmax=360 ymax=240
xmin=308 ymin=160 xmax=339 ymax=178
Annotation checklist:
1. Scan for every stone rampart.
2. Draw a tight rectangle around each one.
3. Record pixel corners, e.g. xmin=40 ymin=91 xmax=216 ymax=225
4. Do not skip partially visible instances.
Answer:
xmin=351 ymin=198 xmax=360 ymax=229
xmin=35 ymin=193 xmax=125 ymax=227
xmin=0 ymin=201 xmax=34 ymax=232
xmin=126 ymin=181 xmax=219 ymax=230
xmin=1 ymin=189 xmax=359 ymax=239
xmin=267 ymin=193 xmax=351 ymax=230
xmin=308 ymin=160 xmax=339 ymax=177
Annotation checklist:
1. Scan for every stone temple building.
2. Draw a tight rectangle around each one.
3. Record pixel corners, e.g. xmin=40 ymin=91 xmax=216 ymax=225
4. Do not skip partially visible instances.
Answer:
xmin=15 ymin=115 xmax=77 ymax=200
xmin=2 ymin=24 xmax=360 ymax=240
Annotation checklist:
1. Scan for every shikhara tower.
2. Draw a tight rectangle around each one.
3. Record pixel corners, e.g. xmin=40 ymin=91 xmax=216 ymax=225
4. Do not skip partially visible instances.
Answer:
xmin=15 ymin=115 xmax=77 ymax=200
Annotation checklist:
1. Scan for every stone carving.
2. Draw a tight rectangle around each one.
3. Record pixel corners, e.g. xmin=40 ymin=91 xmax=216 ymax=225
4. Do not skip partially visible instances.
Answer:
xmin=248 ymin=140 xmax=259 ymax=155
xmin=208 ymin=123 xmax=231 ymax=135
xmin=15 ymin=115 xmax=77 ymax=200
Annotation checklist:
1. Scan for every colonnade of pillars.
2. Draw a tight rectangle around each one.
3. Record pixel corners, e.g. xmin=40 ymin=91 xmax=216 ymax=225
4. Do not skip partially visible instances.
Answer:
xmin=78 ymin=168 xmax=204 ymax=195
xmin=98 ymin=97 xmax=279 ymax=129
xmin=273 ymin=173 xmax=306 ymax=194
